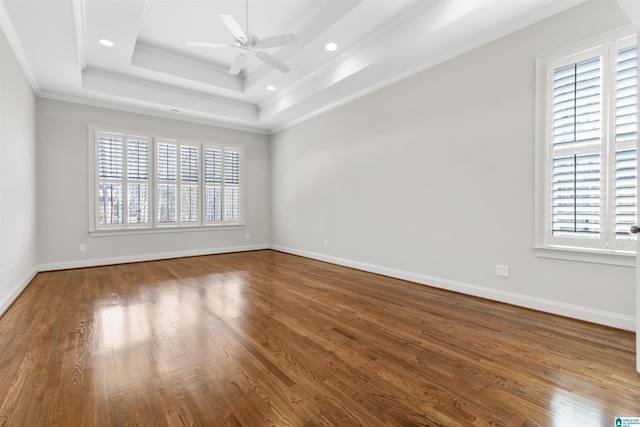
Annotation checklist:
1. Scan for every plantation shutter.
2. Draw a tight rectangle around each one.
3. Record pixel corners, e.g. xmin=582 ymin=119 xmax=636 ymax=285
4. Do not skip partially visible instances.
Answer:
xmin=552 ymin=153 xmax=601 ymax=237
xmin=204 ymin=148 xmax=222 ymax=222
xmin=127 ymin=137 xmax=150 ymax=224
xmin=98 ymin=133 xmax=124 ymax=225
xmin=203 ymin=147 xmax=240 ymax=223
xmin=531 ymin=31 xmax=638 ymax=254
xmin=180 ymin=145 xmax=199 ymax=222
xmin=93 ymin=130 xmax=243 ymax=231
xmin=615 ymin=45 xmax=638 ymax=241
xmin=551 ymin=56 xmax=603 ymax=238
xmin=157 ymin=141 xmax=178 ymax=223
xmin=224 ymin=150 xmax=240 ymax=221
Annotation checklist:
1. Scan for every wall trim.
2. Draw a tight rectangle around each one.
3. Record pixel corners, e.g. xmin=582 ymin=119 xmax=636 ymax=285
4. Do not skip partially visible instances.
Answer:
xmin=0 ymin=268 xmax=38 ymax=318
xmin=37 ymin=244 xmax=271 ymax=272
xmin=8 ymin=244 xmax=634 ymax=332
xmin=270 ymin=245 xmax=636 ymax=332
xmin=37 ymin=92 xmax=269 ymax=135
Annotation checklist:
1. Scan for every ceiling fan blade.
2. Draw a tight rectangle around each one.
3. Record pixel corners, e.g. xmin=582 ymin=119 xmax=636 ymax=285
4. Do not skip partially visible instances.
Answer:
xmin=229 ymin=51 xmax=248 ymax=75
xmin=187 ymin=41 xmax=233 ymax=48
xmin=259 ymin=33 xmax=298 ymax=48
xmin=256 ymin=51 xmax=290 ymax=73
xmin=220 ymin=14 xmax=247 ymax=42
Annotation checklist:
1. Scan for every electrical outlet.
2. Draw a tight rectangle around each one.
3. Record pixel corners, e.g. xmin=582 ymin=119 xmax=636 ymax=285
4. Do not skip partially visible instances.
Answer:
xmin=496 ymin=264 xmax=510 ymax=277
xmin=324 ymin=240 xmax=329 ymax=248
xmin=79 ymin=244 xmax=87 ymax=252
xmin=245 ymin=233 xmax=251 ymax=240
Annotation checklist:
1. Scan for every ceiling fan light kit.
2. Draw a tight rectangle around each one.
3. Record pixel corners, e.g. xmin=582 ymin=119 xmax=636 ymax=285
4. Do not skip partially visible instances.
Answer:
xmin=187 ymin=0 xmax=298 ymax=75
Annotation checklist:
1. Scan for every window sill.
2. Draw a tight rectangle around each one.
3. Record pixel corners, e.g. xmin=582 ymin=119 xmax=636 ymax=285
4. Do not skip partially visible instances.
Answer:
xmin=534 ymin=245 xmax=635 ymax=267
xmin=89 ymin=224 xmax=245 ymax=237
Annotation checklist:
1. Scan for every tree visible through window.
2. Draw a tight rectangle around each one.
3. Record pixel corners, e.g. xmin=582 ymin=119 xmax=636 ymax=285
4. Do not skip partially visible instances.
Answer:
xmin=536 ymin=29 xmax=637 ymax=254
xmin=92 ymin=130 xmax=243 ymax=231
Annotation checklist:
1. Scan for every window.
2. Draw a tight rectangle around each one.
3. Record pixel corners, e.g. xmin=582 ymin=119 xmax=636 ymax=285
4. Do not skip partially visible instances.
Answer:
xmin=203 ymin=146 xmax=241 ymax=223
xmin=155 ymin=139 xmax=200 ymax=225
xmin=91 ymin=129 xmax=243 ymax=233
xmin=97 ymin=132 xmax=150 ymax=228
xmin=535 ymin=27 xmax=638 ymax=260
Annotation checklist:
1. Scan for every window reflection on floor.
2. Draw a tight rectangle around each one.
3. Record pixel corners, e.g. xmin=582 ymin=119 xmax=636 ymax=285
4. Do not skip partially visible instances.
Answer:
xmin=98 ymin=303 xmax=150 ymax=351
xmin=93 ymin=272 xmax=248 ymax=353
xmin=550 ymin=391 xmax=604 ymax=427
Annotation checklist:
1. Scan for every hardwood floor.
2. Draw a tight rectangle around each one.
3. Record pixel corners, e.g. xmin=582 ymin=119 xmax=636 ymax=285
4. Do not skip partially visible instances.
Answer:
xmin=0 ymin=250 xmax=638 ymax=426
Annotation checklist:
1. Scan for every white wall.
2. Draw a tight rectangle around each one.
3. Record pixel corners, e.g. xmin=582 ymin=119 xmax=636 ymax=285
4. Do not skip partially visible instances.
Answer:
xmin=0 ymin=25 xmax=37 ymax=315
xmin=2 ymin=0 xmax=635 ymax=331
xmin=36 ymin=99 xmax=270 ymax=270
xmin=270 ymin=0 xmax=636 ymax=330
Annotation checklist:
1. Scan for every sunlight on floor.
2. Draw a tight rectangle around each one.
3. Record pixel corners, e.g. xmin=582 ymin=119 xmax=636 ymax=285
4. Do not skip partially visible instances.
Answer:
xmin=94 ymin=273 xmax=248 ymax=353
xmin=550 ymin=391 xmax=604 ymax=427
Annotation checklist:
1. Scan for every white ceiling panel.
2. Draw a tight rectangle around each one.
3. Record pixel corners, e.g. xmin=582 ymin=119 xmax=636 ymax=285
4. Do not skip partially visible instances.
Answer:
xmin=0 ymin=0 xmax=586 ymax=132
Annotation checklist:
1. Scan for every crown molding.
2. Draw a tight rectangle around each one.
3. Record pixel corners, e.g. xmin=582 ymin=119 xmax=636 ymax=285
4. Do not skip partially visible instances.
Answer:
xmin=38 ymin=90 xmax=270 ymax=135
xmin=0 ymin=0 xmax=41 ymax=94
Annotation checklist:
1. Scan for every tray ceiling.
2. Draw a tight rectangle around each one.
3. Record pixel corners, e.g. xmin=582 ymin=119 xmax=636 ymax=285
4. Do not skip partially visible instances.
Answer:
xmin=0 ymin=0 xmax=585 ymax=133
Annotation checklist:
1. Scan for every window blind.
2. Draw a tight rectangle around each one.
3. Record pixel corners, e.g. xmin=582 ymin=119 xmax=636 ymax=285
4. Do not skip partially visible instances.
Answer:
xmin=225 ymin=187 xmax=240 ymax=221
xmin=616 ymin=46 xmax=638 ymax=143
xmin=615 ymin=46 xmax=638 ymax=241
xmin=203 ymin=147 xmax=241 ymax=222
xmin=224 ymin=151 xmax=240 ymax=221
xmin=181 ymin=185 xmax=199 ymax=222
xmin=205 ymin=148 xmax=222 ymax=221
xmin=158 ymin=142 xmax=177 ymax=223
xmin=127 ymin=138 xmax=150 ymax=224
xmin=158 ymin=142 xmax=177 ymax=182
xmin=552 ymin=57 xmax=602 ymax=150
xmin=93 ymin=130 xmax=243 ymax=231
xmin=615 ymin=149 xmax=636 ymax=239
xmin=99 ymin=135 xmax=123 ymax=179
xmin=127 ymin=139 xmax=149 ymax=180
xmin=552 ymin=153 xmax=601 ymax=237
xmin=98 ymin=134 xmax=124 ymax=224
xmin=551 ymin=56 xmax=603 ymax=238
xmin=205 ymin=148 xmax=222 ymax=184
xmin=537 ymin=30 xmax=637 ymax=255
xmin=225 ymin=151 xmax=240 ymax=184
xmin=181 ymin=146 xmax=198 ymax=182
xmin=180 ymin=145 xmax=199 ymax=222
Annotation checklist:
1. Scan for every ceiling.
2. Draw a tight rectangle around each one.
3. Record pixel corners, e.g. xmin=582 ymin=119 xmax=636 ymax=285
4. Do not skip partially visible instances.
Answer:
xmin=0 ymin=0 xmax=587 ymax=134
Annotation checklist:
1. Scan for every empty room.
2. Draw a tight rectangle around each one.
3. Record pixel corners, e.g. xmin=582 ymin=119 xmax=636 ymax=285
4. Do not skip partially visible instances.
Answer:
xmin=1 ymin=0 xmax=640 ymax=425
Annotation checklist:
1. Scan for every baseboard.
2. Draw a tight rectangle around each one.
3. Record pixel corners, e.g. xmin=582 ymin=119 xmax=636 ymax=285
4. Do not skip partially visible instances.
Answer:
xmin=0 ymin=268 xmax=37 ymax=318
xmin=271 ymin=245 xmax=636 ymax=332
xmin=38 ymin=244 xmax=271 ymax=272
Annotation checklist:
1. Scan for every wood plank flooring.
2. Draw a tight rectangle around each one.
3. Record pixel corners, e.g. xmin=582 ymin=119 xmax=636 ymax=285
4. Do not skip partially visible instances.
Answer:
xmin=0 ymin=249 xmax=638 ymax=426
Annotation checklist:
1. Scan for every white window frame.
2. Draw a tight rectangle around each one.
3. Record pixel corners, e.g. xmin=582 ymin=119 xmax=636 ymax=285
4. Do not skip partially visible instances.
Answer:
xmin=89 ymin=126 xmax=245 ymax=236
xmin=202 ymin=144 xmax=242 ymax=225
xmin=155 ymin=138 xmax=202 ymax=228
xmin=534 ymin=26 xmax=638 ymax=266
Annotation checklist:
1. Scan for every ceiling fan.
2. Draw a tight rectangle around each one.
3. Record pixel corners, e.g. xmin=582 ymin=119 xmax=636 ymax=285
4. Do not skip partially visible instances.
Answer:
xmin=187 ymin=0 xmax=298 ymax=75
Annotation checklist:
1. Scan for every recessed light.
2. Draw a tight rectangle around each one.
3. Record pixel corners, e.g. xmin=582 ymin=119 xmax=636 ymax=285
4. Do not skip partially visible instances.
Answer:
xmin=266 ymin=85 xmax=276 ymax=91
xmin=325 ymin=42 xmax=337 ymax=52
xmin=99 ymin=39 xmax=114 ymax=47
